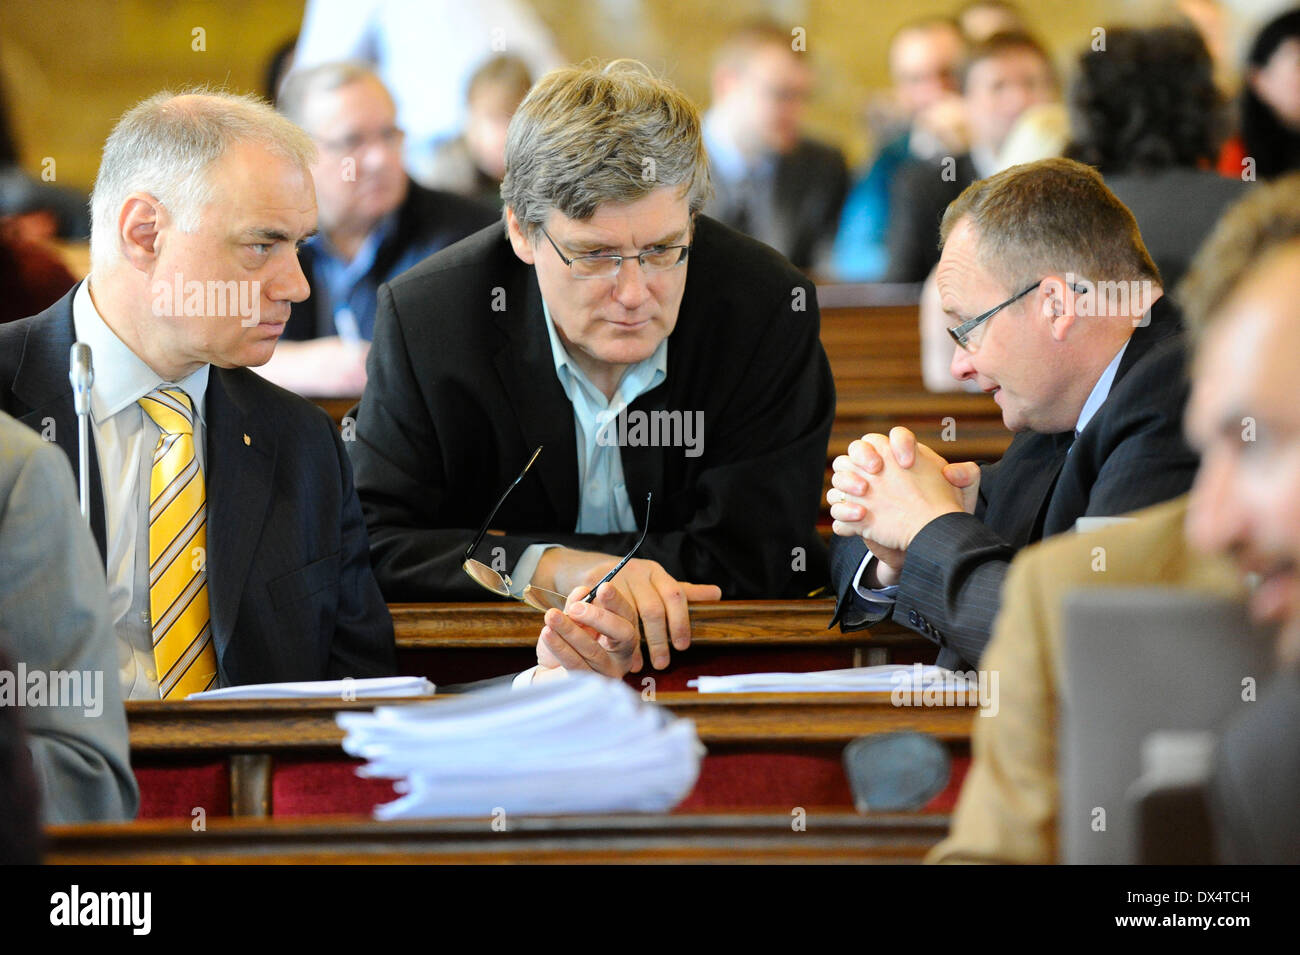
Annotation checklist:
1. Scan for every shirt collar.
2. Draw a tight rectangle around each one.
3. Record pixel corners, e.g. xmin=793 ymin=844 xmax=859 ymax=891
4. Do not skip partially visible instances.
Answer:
xmin=540 ymin=299 xmax=667 ymax=406
xmin=1075 ymin=338 xmax=1129 ymax=437
xmin=72 ymin=279 xmax=210 ymax=426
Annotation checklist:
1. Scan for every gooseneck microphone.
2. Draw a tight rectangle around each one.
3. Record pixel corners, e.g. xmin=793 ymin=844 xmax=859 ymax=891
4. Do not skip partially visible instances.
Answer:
xmin=69 ymin=342 xmax=94 ymax=521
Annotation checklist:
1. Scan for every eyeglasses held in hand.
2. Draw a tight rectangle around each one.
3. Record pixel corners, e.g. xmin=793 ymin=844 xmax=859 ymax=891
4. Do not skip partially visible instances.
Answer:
xmin=462 ymin=446 xmax=653 ymax=611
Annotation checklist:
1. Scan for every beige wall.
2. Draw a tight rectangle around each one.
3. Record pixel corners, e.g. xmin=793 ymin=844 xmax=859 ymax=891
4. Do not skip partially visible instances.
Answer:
xmin=0 ymin=0 xmax=1216 ymax=191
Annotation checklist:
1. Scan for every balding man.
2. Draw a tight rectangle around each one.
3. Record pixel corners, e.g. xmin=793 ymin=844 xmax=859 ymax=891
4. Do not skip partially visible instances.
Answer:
xmin=931 ymin=174 xmax=1300 ymax=864
xmin=828 ymin=158 xmax=1198 ymax=669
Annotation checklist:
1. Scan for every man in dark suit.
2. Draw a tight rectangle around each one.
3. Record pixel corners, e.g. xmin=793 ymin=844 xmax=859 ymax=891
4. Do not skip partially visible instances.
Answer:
xmin=260 ymin=63 xmax=497 ymax=396
xmin=352 ymin=61 xmax=835 ymax=672
xmin=702 ymin=19 xmax=848 ymax=271
xmin=885 ymin=31 xmax=1057 ymax=283
xmin=829 ymin=158 xmax=1197 ymax=669
xmin=0 ymin=90 xmax=639 ymax=696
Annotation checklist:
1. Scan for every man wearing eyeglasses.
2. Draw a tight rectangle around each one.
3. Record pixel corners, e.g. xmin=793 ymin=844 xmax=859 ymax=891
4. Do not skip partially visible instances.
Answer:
xmin=350 ymin=61 xmax=835 ymax=675
xmin=827 ymin=158 xmax=1198 ymax=670
xmin=260 ymin=63 xmax=497 ymax=397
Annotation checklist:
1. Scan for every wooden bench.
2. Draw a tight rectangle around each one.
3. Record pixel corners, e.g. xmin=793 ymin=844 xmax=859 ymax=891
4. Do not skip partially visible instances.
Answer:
xmin=125 ymin=691 xmax=976 ymax=820
xmin=388 ymin=600 xmax=934 ymax=688
xmin=44 ymin=811 xmax=948 ymax=864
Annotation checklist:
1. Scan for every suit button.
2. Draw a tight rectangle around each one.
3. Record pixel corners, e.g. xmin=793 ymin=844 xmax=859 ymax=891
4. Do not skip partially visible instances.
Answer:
xmin=907 ymin=610 xmax=920 ymax=627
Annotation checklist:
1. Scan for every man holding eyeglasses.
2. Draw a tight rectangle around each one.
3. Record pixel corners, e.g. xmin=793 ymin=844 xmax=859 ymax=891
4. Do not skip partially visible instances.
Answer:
xmin=827 ymin=158 xmax=1198 ymax=669
xmin=350 ymin=61 xmax=835 ymax=676
xmin=260 ymin=63 xmax=497 ymax=396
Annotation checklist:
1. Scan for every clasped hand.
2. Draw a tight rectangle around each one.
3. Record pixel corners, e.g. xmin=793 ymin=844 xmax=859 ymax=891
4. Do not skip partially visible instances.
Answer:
xmin=827 ymin=427 xmax=980 ymax=581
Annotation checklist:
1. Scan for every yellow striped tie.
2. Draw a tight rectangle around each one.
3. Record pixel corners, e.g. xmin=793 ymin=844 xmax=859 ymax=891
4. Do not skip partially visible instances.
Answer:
xmin=139 ymin=388 xmax=218 ymax=699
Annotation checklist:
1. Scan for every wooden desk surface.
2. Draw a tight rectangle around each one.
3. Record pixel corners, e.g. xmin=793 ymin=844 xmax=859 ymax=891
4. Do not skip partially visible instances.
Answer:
xmin=44 ymin=811 xmax=947 ymax=864
xmin=390 ymin=599 xmax=875 ymax=648
xmin=125 ymin=691 xmax=976 ymax=751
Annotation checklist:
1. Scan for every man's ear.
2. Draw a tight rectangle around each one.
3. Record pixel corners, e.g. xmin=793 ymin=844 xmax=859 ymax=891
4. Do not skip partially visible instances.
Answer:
xmin=1040 ymin=273 xmax=1078 ymax=341
xmin=505 ymin=207 xmax=536 ymax=265
xmin=118 ymin=193 xmax=165 ymax=274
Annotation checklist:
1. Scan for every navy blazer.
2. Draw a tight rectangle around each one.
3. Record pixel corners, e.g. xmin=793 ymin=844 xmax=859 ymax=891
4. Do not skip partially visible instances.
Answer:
xmin=0 ymin=290 xmax=397 ymax=686
xmin=831 ymin=295 xmax=1199 ymax=669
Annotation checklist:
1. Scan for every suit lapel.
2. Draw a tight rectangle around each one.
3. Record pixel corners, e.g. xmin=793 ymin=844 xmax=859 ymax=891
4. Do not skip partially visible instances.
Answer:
xmin=10 ymin=291 xmax=109 ymax=561
xmin=203 ymin=369 xmax=277 ymax=668
xmin=980 ymin=429 xmax=1071 ymax=547
xmin=491 ymin=267 xmax=579 ymax=524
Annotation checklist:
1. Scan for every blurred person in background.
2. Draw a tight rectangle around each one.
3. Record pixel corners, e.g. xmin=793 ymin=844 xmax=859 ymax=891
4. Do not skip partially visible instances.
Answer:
xmin=1067 ymin=25 xmax=1249 ymax=291
xmin=263 ymin=63 xmax=496 ymax=396
xmin=293 ymin=0 xmax=562 ymax=182
xmin=1220 ymin=7 xmax=1300 ymax=179
xmin=702 ymin=19 xmax=848 ymax=271
xmin=832 ymin=18 xmax=967 ymax=282
xmin=420 ymin=54 xmax=533 ymax=207
xmin=885 ymin=31 xmax=1057 ymax=283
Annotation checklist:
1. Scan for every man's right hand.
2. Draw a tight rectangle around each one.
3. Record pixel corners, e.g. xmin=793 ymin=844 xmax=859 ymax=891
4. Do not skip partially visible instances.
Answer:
xmin=533 ymin=547 xmax=722 ymax=671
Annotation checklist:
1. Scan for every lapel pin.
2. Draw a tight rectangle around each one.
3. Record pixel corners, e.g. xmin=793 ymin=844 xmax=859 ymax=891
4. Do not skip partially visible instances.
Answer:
xmin=243 ymin=433 xmax=251 ymax=446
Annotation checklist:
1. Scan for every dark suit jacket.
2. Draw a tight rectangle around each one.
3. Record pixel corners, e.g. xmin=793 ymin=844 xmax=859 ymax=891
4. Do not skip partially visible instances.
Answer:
xmin=831 ymin=296 xmax=1198 ymax=669
xmin=284 ymin=179 xmax=498 ymax=341
xmin=351 ymin=215 xmax=835 ymax=602
xmin=706 ymin=139 xmax=848 ymax=271
xmin=884 ymin=153 xmax=978 ymax=283
xmin=0 ymin=291 xmax=397 ymax=686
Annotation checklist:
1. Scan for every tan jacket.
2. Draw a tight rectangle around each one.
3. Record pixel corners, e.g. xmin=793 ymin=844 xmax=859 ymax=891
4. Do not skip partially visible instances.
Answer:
xmin=928 ymin=495 xmax=1243 ymax=863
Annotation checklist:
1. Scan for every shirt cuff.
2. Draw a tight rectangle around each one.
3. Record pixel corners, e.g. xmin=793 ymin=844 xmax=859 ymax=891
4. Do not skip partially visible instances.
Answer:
xmin=842 ymin=551 xmax=898 ymax=626
xmin=508 ymin=543 xmax=560 ymax=599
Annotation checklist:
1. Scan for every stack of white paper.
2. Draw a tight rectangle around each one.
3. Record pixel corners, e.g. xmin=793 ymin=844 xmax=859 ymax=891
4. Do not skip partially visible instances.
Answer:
xmin=689 ymin=665 xmax=971 ymax=693
xmin=187 ymin=676 xmax=435 ymax=701
xmin=337 ymin=673 xmax=703 ymax=819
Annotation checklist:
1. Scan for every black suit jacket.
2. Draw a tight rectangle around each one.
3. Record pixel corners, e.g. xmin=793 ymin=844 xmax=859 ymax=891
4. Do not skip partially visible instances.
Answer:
xmin=0 ymin=291 xmax=397 ymax=686
xmin=706 ymin=138 xmax=849 ymax=270
xmin=884 ymin=153 xmax=979 ymax=283
xmin=831 ymin=296 xmax=1198 ymax=669
xmin=351 ymin=215 xmax=835 ymax=601
xmin=284 ymin=180 xmax=498 ymax=340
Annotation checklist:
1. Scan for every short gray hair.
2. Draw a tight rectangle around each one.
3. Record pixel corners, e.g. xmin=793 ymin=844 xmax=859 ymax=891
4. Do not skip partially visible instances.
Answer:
xmin=276 ymin=61 xmax=384 ymax=129
xmin=500 ymin=59 xmax=712 ymax=238
xmin=90 ymin=88 xmax=315 ymax=270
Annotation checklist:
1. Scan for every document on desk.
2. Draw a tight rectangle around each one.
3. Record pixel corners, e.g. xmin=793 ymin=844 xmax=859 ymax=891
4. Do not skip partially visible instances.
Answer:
xmin=690 ymin=665 xmax=970 ymax=693
xmin=337 ymin=673 xmax=703 ymax=818
xmin=187 ymin=676 xmax=436 ymax=700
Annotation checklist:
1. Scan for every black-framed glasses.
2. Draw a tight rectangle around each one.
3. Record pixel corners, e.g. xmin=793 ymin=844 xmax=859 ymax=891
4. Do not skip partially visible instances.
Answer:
xmin=947 ymin=279 xmax=1089 ymax=351
xmin=539 ymin=227 xmax=691 ymax=279
xmin=461 ymin=446 xmax=654 ymax=611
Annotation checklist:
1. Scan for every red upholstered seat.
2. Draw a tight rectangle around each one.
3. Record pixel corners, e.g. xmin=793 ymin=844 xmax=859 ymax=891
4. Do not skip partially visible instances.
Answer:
xmin=134 ymin=760 xmax=230 ymax=819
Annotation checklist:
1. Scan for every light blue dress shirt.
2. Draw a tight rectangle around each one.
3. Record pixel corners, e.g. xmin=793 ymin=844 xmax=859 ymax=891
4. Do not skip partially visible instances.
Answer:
xmin=509 ymin=301 xmax=667 ymax=591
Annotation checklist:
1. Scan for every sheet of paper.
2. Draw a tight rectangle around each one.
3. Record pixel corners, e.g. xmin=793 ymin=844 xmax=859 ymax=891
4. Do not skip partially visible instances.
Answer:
xmin=689 ymin=665 xmax=973 ymax=693
xmin=187 ymin=676 xmax=435 ymax=701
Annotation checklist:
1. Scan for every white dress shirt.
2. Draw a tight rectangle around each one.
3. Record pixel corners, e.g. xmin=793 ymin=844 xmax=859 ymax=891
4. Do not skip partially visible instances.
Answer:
xmin=846 ymin=338 xmax=1132 ymax=621
xmin=71 ymin=280 xmax=211 ymax=700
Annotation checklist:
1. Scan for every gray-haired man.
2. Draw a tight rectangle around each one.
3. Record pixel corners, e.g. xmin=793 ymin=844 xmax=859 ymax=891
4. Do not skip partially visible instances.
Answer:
xmin=351 ymin=61 xmax=836 ymax=673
